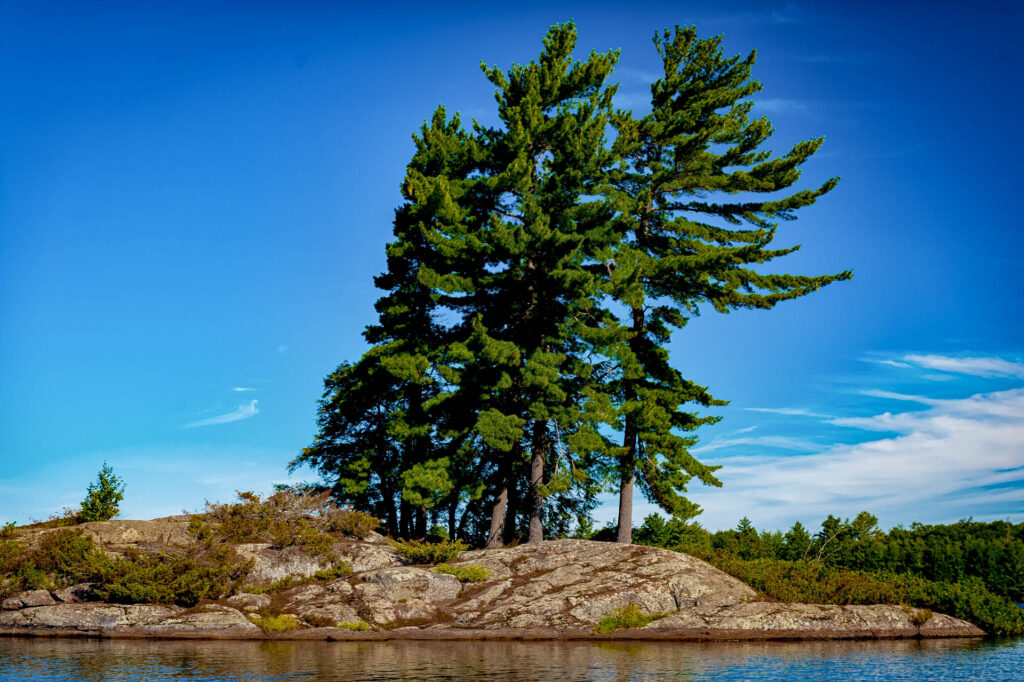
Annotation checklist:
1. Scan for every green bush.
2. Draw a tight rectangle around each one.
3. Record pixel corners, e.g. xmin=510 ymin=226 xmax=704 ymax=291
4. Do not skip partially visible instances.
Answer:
xmin=676 ymin=545 xmax=1024 ymax=636
xmin=434 ymin=563 xmax=490 ymax=582
xmin=92 ymin=544 xmax=253 ymax=607
xmin=253 ymin=614 xmax=301 ymax=632
xmin=194 ymin=490 xmax=378 ymax=556
xmin=593 ymin=602 xmax=664 ymax=634
xmin=389 ymin=538 xmax=467 ymax=564
xmin=338 ymin=621 xmax=369 ymax=631
xmin=78 ymin=463 xmax=125 ymax=523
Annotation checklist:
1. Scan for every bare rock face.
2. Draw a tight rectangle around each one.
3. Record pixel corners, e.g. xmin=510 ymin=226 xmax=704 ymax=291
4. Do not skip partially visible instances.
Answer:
xmin=0 ymin=603 xmax=181 ymax=630
xmin=52 ymin=583 xmax=93 ymax=604
xmin=333 ymin=540 xmax=402 ymax=573
xmin=1 ymin=589 xmax=55 ymax=610
xmin=232 ymin=544 xmax=327 ymax=586
xmin=226 ymin=592 xmax=272 ymax=613
xmin=152 ymin=605 xmax=258 ymax=631
xmin=359 ymin=567 xmax=462 ymax=603
xmin=447 ymin=539 xmax=756 ymax=629
xmin=645 ymin=601 xmax=986 ymax=637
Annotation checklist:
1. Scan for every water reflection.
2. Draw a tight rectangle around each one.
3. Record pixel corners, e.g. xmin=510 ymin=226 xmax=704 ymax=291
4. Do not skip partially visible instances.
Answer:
xmin=0 ymin=637 xmax=1019 ymax=681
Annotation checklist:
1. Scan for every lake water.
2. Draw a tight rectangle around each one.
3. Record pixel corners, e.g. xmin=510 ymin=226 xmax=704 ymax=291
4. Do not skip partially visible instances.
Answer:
xmin=0 ymin=637 xmax=1021 ymax=680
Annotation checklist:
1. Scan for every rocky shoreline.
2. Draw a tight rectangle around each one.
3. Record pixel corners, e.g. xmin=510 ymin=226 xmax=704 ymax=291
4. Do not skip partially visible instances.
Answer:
xmin=0 ymin=520 xmax=985 ymax=641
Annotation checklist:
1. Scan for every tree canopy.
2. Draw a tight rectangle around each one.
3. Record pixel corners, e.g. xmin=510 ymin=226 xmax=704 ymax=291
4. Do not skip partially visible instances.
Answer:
xmin=294 ymin=22 xmax=849 ymax=546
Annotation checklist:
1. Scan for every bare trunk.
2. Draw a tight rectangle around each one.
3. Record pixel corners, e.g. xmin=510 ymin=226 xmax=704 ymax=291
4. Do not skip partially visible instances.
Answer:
xmin=616 ymin=417 xmax=637 ymax=544
xmin=503 ymin=475 xmax=519 ymax=545
xmin=486 ymin=452 xmax=511 ymax=548
xmin=415 ymin=506 xmax=427 ymax=539
xmin=617 ymin=304 xmax=645 ymax=544
xmin=527 ymin=420 xmax=548 ymax=543
xmin=400 ymin=498 xmax=411 ymax=538
xmin=486 ymin=484 xmax=508 ymax=548
xmin=447 ymin=499 xmax=457 ymax=541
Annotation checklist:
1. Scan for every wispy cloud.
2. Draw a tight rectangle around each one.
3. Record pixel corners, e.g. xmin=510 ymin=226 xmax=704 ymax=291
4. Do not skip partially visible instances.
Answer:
xmin=232 ymin=387 xmax=255 ymax=392
xmin=184 ymin=400 xmax=259 ymax=428
xmin=687 ymin=387 xmax=1024 ymax=529
xmin=903 ymin=354 xmax=1024 ymax=379
xmin=799 ymin=53 xmax=875 ymax=65
xmin=693 ymin=435 xmax=822 ymax=454
xmin=745 ymin=407 xmax=832 ymax=418
xmin=869 ymin=359 xmax=912 ymax=369
xmin=752 ymin=98 xmax=809 ymax=114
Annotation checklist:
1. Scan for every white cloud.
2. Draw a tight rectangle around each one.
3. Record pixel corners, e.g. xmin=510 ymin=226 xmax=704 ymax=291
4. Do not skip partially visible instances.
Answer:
xmin=872 ymin=359 xmax=912 ymax=369
xmin=744 ymin=407 xmax=832 ymax=418
xmin=904 ymin=354 xmax=1024 ymax=379
xmin=688 ymin=387 xmax=1024 ymax=529
xmin=693 ymin=435 xmax=822 ymax=454
xmin=232 ymin=387 xmax=255 ymax=392
xmin=752 ymin=98 xmax=808 ymax=114
xmin=184 ymin=400 xmax=259 ymax=428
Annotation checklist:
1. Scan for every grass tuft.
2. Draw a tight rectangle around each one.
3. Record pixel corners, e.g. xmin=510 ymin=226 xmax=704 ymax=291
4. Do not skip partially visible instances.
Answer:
xmin=253 ymin=614 xmax=302 ymax=632
xmin=434 ymin=563 xmax=490 ymax=582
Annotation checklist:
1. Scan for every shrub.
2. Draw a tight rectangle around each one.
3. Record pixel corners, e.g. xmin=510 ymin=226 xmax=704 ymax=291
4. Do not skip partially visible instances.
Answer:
xmin=675 ymin=545 xmax=1024 ymax=636
xmin=253 ymin=614 xmax=301 ymax=632
xmin=389 ymin=538 xmax=467 ymax=564
xmin=903 ymin=605 xmax=933 ymax=626
xmin=78 ymin=463 xmax=125 ymax=523
xmin=195 ymin=490 xmax=378 ymax=555
xmin=337 ymin=621 xmax=369 ymax=631
xmin=93 ymin=545 xmax=254 ymax=607
xmin=434 ymin=564 xmax=491 ymax=582
xmin=0 ymin=523 xmax=16 ymax=540
xmin=327 ymin=510 xmax=380 ymax=538
xmin=593 ymin=602 xmax=664 ymax=634
xmin=312 ymin=563 xmax=352 ymax=583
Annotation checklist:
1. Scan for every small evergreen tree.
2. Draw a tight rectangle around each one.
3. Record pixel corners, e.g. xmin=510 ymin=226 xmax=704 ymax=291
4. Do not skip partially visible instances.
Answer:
xmin=78 ymin=463 xmax=125 ymax=522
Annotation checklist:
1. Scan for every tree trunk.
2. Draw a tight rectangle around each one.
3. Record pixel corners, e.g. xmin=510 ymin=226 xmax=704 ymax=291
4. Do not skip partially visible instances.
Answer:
xmin=447 ymin=497 xmax=458 ymax=541
xmin=400 ymin=497 xmax=411 ymax=538
xmin=616 ymin=416 xmax=637 ymax=544
xmin=503 ymin=474 xmax=519 ymax=545
xmin=527 ymin=419 xmax=548 ymax=543
xmin=617 ymin=304 xmax=645 ymax=544
xmin=486 ymin=453 xmax=510 ymax=548
xmin=415 ymin=506 xmax=427 ymax=539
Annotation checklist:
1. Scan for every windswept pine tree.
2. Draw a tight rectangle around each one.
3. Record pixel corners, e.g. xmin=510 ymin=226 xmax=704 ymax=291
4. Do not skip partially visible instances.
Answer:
xmin=603 ymin=26 xmax=852 ymax=542
xmin=417 ymin=23 xmax=621 ymax=546
xmin=300 ymin=22 xmax=849 ymax=548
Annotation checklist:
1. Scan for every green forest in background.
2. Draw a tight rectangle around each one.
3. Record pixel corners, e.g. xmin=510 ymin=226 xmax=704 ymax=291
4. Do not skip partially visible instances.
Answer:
xmin=611 ymin=511 xmax=1024 ymax=635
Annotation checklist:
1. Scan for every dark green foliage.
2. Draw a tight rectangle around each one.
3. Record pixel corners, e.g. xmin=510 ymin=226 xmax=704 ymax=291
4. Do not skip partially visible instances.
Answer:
xmin=389 ymin=538 xmax=467 ymax=564
xmin=632 ymin=512 xmax=1024 ymax=635
xmin=78 ymin=463 xmax=125 ymax=523
xmin=301 ymin=21 xmax=849 ymax=547
xmin=93 ymin=545 xmax=253 ymax=607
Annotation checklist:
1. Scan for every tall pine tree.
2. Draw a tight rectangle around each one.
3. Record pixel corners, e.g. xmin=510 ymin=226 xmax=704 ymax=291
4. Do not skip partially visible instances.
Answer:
xmin=603 ymin=26 xmax=851 ymax=542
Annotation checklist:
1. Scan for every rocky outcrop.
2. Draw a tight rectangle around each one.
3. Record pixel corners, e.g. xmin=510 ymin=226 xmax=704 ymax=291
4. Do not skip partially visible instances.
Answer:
xmin=645 ymin=602 xmax=984 ymax=638
xmin=445 ymin=539 xmax=755 ymax=629
xmin=0 ymin=532 xmax=985 ymax=640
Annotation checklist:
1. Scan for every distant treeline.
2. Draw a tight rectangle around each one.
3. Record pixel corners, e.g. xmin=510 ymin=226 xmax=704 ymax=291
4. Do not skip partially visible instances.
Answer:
xmin=600 ymin=512 xmax=1024 ymax=635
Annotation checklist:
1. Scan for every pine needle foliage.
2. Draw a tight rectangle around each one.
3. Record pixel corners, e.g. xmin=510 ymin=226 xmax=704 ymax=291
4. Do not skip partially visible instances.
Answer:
xmin=299 ymin=22 xmax=849 ymax=547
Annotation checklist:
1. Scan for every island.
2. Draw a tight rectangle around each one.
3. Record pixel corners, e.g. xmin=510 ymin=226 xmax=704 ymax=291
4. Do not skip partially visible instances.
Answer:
xmin=0 ymin=516 xmax=983 ymax=641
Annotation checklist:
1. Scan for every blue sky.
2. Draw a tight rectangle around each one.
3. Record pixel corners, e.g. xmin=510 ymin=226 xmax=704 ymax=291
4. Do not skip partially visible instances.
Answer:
xmin=2 ymin=1 xmax=1021 ymax=532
